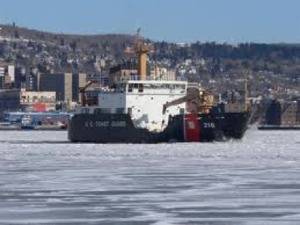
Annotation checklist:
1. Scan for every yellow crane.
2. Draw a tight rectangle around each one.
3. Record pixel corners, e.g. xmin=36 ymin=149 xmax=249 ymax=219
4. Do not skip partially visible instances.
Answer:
xmin=163 ymin=87 xmax=215 ymax=115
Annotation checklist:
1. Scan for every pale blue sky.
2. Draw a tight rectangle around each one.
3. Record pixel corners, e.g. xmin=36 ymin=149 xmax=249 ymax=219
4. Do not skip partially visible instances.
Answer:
xmin=0 ymin=0 xmax=299 ymax=43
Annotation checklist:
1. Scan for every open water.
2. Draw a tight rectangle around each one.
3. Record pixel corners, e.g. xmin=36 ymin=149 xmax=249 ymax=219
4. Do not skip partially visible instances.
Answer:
xmin=0 ymin=129 xmax=299 ymax=225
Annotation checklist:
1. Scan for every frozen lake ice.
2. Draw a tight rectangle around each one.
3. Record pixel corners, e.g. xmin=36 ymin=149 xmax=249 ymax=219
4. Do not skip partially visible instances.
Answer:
xmin=0 ymin=129 xmax=299 ymax=224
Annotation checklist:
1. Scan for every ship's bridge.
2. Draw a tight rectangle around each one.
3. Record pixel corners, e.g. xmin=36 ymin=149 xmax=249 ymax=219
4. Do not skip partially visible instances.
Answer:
xmin=114 ymin=80 xmax=187 ymax=95
xmin=94 ymin=80 xmax=188 ymax=131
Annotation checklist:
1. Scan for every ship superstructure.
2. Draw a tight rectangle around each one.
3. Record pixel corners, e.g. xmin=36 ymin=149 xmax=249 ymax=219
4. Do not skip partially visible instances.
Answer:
xmin=96 ymin=80 xmax=187 ymax=131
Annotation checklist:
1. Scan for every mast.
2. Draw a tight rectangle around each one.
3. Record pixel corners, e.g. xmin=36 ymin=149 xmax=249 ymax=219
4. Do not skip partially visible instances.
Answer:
xmin=137 ymin=45 xmax=148 ymax=80
xmin=125 ymin=28 xmax=152 ymax=80
xmin=135 ymin=28 xmax=150 ymax=80
xmin=244 ymin=70 xmax=249 ymax=111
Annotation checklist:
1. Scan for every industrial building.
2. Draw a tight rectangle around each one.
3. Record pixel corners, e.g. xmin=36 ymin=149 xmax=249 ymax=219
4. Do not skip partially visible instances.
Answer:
xmin=281 ymin=100 xmax=300 ymax=126
xmin=72 ymin=73 xmax=87 ymax=102
xmin=38 ymin=73 xmax=87 ymax=103
xmin=0 ymin=89 xmax=20 ymax=119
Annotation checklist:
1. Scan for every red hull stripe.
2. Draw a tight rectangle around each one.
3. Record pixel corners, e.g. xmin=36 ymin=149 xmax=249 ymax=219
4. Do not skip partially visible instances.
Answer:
xmin=184 ymin=114 xmax=201 ymax=142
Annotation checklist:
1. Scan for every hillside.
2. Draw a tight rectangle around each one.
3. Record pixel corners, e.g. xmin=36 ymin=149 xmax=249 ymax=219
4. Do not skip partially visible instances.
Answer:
xmin=0 ymin=24 xmax=299 ymax=99
xmin=0 ymin=24 xmax=134 ymax=49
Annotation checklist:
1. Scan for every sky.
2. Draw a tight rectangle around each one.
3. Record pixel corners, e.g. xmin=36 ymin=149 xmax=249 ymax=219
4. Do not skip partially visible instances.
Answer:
xmin=0 ymin=0 xmax=300 ymax=43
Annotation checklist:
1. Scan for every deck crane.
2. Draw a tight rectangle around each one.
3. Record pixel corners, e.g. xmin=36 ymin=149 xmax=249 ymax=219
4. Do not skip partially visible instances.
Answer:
xmin=163 ymin=87 xmax=214 ymax=115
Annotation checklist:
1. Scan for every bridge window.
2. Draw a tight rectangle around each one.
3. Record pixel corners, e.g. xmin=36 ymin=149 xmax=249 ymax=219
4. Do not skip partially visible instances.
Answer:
xmin=81 ymin=108 xmax=90 ymax=114
xmin=128 ymin=84 xmax=133 ymax=92
xmin=116 ymin=108 xmax=125 ymax=114
xmin=138 ymin=84 xmax=144 ymax=93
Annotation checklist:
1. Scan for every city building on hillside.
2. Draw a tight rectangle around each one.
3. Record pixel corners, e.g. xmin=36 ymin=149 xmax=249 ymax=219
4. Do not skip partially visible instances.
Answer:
xmin=0 ymin=76 xmax=4 ymax=89
xmin=109 ymin=62 xmax=177 ymax=84
xmin=8 ymin=65 xmax=15 ymax=83
xmin=0 ymin=63 xmax=15 ymax=89
xmin=109 ymin=62 xmax=138 ymax=85
xmin=25 ymin=73 xmax=38 ymax=91
xmin=0 ymin=65 xmax=5 ymax=77
xmin=150 ymin=66 xmax=176 ymax=81
xmin=14 ymin=67 xmax=26 ymax=89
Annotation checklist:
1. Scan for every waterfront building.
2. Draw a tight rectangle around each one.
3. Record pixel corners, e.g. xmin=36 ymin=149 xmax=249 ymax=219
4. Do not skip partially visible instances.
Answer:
xmin=39 ymin=73 xmax=72 ymax=102
xmin=72 ymin=73 xmax=87 ymax=102
xmin=281 ymin=100 xmax=300 ymax=126
xmin=20 ymin=90 xmax=56 ymax=112
xmin=0 ymin=89 xmax=20 ymax=119
xmin=39 ymin=73 xmax=87 ymax=103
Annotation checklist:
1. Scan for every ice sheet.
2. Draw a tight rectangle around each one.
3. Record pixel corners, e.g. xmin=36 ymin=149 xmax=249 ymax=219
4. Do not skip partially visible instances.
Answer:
xmin=0 ymin=129 xmax=299 ymax=224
